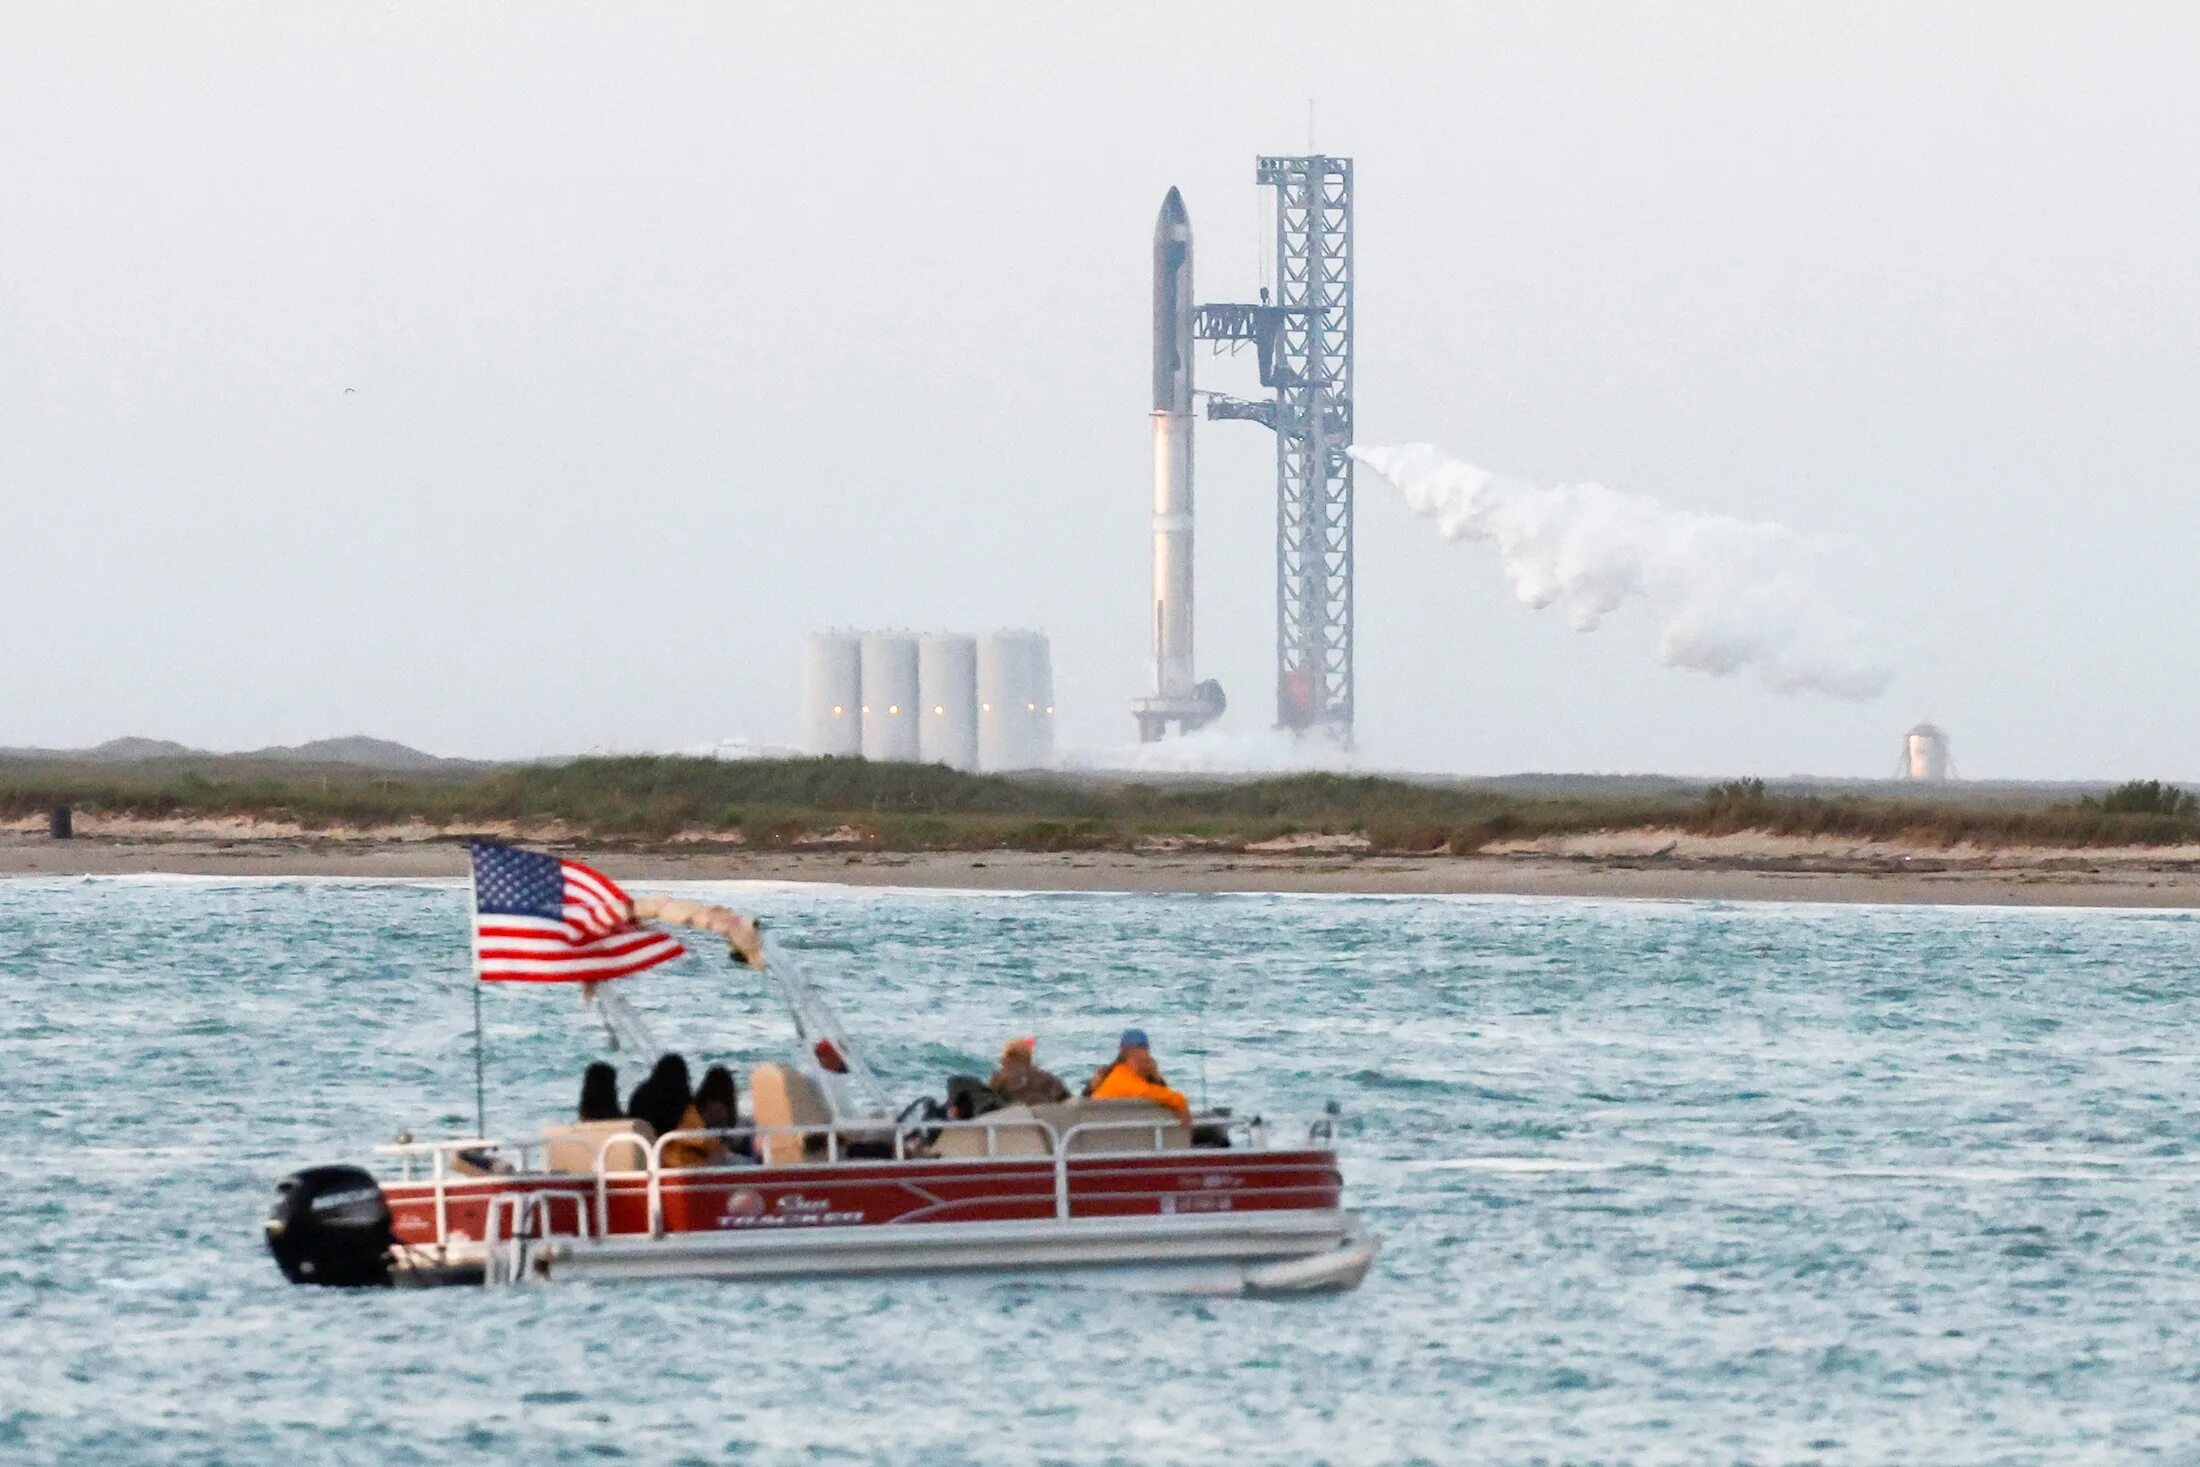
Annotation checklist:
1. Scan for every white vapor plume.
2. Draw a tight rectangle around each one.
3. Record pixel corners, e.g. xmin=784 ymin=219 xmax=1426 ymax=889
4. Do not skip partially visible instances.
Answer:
xmin=1062 ymin=724 xmax=1358 ymax=775
xmin=1351 ymin=443 xmax=1893 ymax=700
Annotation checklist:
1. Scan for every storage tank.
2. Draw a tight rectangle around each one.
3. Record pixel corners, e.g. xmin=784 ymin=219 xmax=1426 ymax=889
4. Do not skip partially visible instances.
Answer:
xmin=1902 ymin=722 xmax=1952 ymax=782
xmin=858 ymin=633 xmax=921 ymax=762
xmin=917 ymin=633 xmax=979 ymax=771
xmin=978 ymin=630 xmax=1053 ymax=771
xmin=977 ymin=634 xmax=1017 ymax=771
xmin=803 ymin=631 xmax=862 ymax=757
xmin=1028 ymin=635 xmax=1055 ymax=769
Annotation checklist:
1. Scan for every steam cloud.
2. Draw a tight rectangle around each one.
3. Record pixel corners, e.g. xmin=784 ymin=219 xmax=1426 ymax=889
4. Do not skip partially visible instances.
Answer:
xmin=1065 ymin=725 xmax=1358 ymax=776
xmin=1351 ymin=443 xmax=1892 ymax=700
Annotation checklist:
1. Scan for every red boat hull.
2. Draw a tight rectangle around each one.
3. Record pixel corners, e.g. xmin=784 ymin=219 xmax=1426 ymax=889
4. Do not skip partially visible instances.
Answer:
xmin=386 ymin=1149 xmax=1345 ymax=1246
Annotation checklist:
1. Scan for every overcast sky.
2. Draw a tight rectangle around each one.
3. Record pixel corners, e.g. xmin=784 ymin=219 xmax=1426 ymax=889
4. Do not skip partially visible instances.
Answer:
xmin=4 ymin=3 xmax=2194 ymax=778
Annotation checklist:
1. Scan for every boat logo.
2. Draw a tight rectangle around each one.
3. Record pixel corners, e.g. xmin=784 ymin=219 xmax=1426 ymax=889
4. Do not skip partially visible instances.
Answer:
xmin=715 ymin=1189 xmax=865 ymax=1229
xmin=310 ymin=1186 xmax=382 ymax=1213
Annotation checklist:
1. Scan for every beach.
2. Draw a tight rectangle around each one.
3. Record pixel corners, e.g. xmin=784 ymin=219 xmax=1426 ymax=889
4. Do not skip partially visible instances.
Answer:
xmin=5 ymin=819 xmax=2198 ymax=906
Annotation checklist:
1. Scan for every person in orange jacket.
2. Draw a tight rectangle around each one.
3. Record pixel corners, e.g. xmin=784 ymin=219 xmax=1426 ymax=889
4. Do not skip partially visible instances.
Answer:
xmin=1085 ymin=1028 xmax=1191 ymax=1120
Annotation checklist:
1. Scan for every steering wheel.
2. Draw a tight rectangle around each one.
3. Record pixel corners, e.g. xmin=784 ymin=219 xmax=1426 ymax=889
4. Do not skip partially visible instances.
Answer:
xmin=896 ymin=1095 xmax=947 ymax=1151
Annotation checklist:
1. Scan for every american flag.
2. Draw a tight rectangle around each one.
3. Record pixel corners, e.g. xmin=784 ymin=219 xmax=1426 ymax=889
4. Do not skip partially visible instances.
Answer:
xmin=468 ymin=841 xmax=685 ymax=983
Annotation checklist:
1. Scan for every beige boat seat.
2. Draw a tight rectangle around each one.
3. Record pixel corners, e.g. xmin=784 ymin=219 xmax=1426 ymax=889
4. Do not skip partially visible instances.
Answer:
xmin=749 ymin=1062 xmax=832 ymax=1165
xmin=542 ymin=1118 xmax=655 ymax=1174
xmin=931 ymin=1098 xmax=1190 ymax=1159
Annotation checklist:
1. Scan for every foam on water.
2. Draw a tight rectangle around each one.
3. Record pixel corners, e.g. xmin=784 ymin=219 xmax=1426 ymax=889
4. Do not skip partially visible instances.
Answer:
xmin=4 ymin=881 xmax=2199 ymax=1462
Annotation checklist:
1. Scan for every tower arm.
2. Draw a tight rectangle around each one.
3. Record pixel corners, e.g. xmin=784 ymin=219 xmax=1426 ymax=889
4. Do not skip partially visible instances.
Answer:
xmin=1204 ymin=396 xmax=1277 ymax=429
xmin=1196 ymin=303 xmax=1298 ymax=386
xmin=1193 ymin=303 xmax=1266 ymax=340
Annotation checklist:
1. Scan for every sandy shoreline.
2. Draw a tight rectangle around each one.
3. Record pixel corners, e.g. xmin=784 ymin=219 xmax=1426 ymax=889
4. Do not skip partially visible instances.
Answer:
xmin=5 ymin=823 xmax=2199 ymax=907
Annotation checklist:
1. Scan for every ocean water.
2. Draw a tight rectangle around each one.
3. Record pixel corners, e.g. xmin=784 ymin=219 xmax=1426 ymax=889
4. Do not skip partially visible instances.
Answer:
xmin=4 ymin=878 xmax=2199 ymax=1464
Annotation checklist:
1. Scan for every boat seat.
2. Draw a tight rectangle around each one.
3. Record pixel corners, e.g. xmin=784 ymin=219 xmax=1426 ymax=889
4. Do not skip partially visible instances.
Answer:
xmin=930 ymin=1098 xmax=1190 ymax=1158
xmin=542 ymin=1119 xmax=654 ymax=1175
xmin=749 ymin=1062 xmax=832 ymax=1166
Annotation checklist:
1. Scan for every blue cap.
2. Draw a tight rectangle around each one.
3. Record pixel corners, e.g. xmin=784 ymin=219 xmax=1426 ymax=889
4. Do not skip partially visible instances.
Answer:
xmin=1119 ymin=1028 xmax=1150 ymax=1049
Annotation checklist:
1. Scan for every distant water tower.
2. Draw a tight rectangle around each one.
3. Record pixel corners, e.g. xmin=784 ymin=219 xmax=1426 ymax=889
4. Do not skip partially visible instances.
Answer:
xmin=1901 ymin=722 xmax=1953 ymax=782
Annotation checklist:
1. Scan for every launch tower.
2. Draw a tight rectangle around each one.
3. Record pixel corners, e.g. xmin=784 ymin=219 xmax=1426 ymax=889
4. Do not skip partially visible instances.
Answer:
xmin=1200 ymin=155 xmax=1356 ymax=742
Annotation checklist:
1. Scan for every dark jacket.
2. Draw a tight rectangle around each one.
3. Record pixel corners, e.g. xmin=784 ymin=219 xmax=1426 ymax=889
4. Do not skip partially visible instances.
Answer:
xmin=988 ymin=1057 xmax=1070 ymax=1106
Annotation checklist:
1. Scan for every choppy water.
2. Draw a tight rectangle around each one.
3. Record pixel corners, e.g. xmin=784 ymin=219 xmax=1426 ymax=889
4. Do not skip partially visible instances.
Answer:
xmin=4 ymin=879 xmax=2200 ymax=1463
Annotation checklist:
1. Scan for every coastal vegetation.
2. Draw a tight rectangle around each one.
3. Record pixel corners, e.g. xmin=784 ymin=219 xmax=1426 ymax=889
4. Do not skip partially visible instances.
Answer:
xmin=2085 ymin=780 xmax=2198 ymax=819
xmin=3 ymin=754 xmax=2198 ymax=855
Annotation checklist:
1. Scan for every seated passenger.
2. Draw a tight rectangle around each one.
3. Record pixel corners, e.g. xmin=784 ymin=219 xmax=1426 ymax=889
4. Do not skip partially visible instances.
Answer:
xmin=664 ymin=1064 xmax=743 ymax=1168
xmin=1085 ymin=1028 xmax=1191 ymax=1121
xmin=989 ymin=1036 xmax=1069 ymax=1106
xmin=628 ymin=1053 xmax=694 ymax=1146
xmin=694 ymin=1064 xmax=740 ymax=1134
xmin=577 ymin=1061 xmax=622 ymax=1122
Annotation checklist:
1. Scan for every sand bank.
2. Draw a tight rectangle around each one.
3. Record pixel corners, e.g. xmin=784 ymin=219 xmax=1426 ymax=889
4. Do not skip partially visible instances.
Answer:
xmin=3 ymin=820 xmax=2198 ymax=907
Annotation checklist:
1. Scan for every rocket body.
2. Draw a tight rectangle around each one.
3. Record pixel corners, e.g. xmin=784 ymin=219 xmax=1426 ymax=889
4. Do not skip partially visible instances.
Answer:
xmin=1131 ymin=186 xmax=1223 ymax=742
xmin=1151 ymin=187 xmax=1196 ymax=702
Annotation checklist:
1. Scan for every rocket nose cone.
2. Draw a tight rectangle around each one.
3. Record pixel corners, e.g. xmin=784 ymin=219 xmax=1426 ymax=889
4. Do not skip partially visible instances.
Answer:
xmin=1156 ymin=186 xmax=1189 ymax=233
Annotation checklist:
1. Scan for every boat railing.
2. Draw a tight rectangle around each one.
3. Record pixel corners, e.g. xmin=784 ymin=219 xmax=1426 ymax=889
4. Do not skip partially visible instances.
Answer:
xmin=634 ymin=1114 xmax=1265 ymax=1237
xmin=481 ymin=1188 xmax=592 ymax=1285
xmin=375 ymin=1136 xmax=546 ymax=1179
xmin=626 ymin=1120 xmax=946 ymax=1238
xmin=374 ymin=1137 xmax=542 ymax=1245
xmin=384 ymin=1113 xmax=1273 ymax=1247
xmin=1054 ymin=1118 xmax=1208 ymax=1220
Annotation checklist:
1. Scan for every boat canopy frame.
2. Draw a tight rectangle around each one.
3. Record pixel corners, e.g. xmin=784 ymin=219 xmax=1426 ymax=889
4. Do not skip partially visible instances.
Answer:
xmin=588 ymin=896 xmax=895 ymax=1118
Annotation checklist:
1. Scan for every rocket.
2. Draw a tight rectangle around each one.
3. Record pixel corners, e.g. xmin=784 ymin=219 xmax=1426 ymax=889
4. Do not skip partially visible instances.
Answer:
xmin=1151 ymin=187 xmax=1196 ymax=705
xmin=1132 ymin=186 xmax=1224 ymax=742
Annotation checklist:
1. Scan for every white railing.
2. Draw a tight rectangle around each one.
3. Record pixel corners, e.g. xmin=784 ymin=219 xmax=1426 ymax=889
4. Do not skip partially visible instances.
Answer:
xmin=629 ymin=1115 xmax=1260 ymax=1238
xmin=385 ymin=1113 xmax=1273 ymax=1249
xmin=480 ymin=1188 xmax=593 ymax=1285
xmin=375 ymin=1136 xmax=545 ymax=1179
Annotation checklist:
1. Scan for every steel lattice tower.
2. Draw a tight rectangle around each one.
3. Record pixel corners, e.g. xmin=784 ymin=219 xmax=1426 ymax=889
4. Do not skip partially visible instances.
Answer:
xmin=1198 ymin=155 xmax=1355 ymax=741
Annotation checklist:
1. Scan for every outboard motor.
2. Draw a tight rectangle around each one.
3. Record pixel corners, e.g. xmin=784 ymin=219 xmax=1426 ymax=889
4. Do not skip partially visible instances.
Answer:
xmin=266 ymin=1165 xmax=394 ymax=1287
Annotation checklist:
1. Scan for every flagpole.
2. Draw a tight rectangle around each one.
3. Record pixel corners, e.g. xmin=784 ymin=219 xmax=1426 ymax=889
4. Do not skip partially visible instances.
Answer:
xmin=472 ymin=979 xmax=486 ymax=1140
xmin=468 ymin=862 xmax=487 ymax=1140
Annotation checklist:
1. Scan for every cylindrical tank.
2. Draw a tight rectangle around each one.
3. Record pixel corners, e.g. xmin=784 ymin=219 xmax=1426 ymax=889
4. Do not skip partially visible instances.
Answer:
xmin=1903 ymin=722 xmax=1951 ymax=782
xmin=858 ymin=633 xmax=921 ymax=762
xmin=978 ymin=630 xmax=1054 ymax=771
xmin=804 ymin=631 xmax=862 ymax=757
xmin=917 ymin=633 xmax=979 ymax=771
xmin=977 ymin=632 xmax=1026 ymax=772
xmin=1028 ymin=635 xmax=1055 ymax=769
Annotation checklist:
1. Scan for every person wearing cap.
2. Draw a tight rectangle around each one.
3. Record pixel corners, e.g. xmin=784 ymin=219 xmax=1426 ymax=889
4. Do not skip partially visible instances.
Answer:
xmin=988 ymin=1036 xmax=1070 ymax=1106
xmin=1085 ymin=1028 xmax=1190 ymax=1120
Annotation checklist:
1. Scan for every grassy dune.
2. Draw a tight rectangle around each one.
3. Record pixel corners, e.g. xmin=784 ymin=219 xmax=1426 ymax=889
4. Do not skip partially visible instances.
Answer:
xmin=3 ymin=755 xmax=2197 ymax=855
